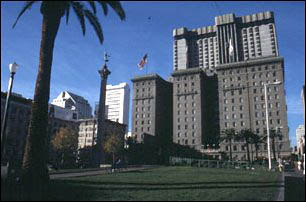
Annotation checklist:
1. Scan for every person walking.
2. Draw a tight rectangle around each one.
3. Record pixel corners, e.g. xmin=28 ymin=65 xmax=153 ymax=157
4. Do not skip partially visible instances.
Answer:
xmin=297 ymin=160 xmax=302 ymax=171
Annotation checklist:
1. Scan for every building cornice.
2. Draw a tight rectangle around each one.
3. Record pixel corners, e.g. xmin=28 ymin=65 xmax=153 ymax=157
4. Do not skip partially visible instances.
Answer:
xmin=216 ymin=56 xmax=284 ymax=71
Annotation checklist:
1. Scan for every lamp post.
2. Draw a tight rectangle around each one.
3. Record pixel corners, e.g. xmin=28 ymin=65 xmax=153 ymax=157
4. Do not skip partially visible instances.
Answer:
xmin=1 ymin=62 xmax=19 ymax=163
xmin=264 ymin=80 xmax=281 ymax=170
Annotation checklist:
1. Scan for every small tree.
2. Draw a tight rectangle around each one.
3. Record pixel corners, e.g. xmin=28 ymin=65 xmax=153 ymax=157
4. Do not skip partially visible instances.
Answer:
xmin=104 ymin=134 xmax=123 ymax=166
xmin=51 ymin=127 xmax=78 ymax=169
xmin=77 ymin=146 xmax=94 ymax=168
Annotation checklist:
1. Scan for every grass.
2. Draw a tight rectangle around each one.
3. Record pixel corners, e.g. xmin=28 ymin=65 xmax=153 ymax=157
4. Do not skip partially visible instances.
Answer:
xmin=44 ymin=166 xmax=281 ymax=201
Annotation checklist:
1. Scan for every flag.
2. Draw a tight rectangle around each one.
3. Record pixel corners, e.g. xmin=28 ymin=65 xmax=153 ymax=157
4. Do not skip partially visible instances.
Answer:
xmin=229 ymin=38 xmax=234 ymax=56
xmin=138 ymin=54 xmax=148 ymax=70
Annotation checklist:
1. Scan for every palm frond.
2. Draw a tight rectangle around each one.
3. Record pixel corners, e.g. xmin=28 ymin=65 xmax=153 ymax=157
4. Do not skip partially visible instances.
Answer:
xmin=71 ymin=1 xmax=86 ymax=35
xmin=88 ymin=1 xmax=97 ymax=14
xmin=65 ymin=3 xmax=71 ymax=25
xmin=96 ymin=1 xmax=108 ymax=16
xmin=84 ymin=9 xmax=104 ymax=44
xmin=12 ymin=1 xmax=36 ymax=28
xmin=106 ymin=1 xmax=126 ymax=20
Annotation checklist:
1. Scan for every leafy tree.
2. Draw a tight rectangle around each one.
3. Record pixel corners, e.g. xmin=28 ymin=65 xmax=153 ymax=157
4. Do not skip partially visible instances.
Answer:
xmin=51 ymin=127 xmax=78 ymax=169
xmin=219 ymin=128 xmax=237 ymax=161
xmin=104 ymin=134 xmax=123 ymax=166
xmin=77 ymin=146 xmax=94 ymax=168
xmin=13 ymin=1 xmax=125 ymax=199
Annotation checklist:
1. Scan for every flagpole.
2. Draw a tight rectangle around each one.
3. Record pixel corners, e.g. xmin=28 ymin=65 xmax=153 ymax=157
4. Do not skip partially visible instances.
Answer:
xmin=146 ymin=59 xmax=148 ymax=75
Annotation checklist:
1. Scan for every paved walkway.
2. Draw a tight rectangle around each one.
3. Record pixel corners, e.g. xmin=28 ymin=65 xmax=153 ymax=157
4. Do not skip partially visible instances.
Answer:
xmin=276 ymin=168 xmax=305 ymax=201
xmin=50 ymin=165 xmax=159 ymax=179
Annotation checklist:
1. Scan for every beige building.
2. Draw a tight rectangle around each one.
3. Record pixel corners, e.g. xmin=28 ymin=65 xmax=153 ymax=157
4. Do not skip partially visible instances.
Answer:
xmin=77 ymin=118 xmax=126 ymax=149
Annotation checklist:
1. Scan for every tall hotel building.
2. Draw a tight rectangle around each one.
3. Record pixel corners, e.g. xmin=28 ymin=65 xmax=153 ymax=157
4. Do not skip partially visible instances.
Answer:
xmin=131 ymin=74 xmax=173 ymax=143
xmin=173 ymin=11 xmax=290 ymax=159
xmin=95 ymin=82 xmax=130 ymax=131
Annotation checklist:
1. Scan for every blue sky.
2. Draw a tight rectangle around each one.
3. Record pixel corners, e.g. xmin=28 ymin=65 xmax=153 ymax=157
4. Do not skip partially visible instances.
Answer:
xmin=1 ymin=1 xmax=305 ymax=147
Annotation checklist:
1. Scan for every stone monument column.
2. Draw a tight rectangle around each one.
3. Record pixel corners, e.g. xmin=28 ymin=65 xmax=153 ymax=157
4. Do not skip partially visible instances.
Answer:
xmin=95 ymin=53 xmax=111 ymax=166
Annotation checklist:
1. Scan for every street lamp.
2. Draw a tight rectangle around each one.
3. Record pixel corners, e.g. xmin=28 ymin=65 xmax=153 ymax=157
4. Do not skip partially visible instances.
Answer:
xmin=264 ymin=80 xmax=282 ymax=170
xmin=1 ymin=62 xmax=19 ymax=164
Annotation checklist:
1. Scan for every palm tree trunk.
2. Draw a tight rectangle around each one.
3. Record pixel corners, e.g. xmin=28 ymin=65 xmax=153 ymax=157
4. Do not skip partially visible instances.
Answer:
xmin=229 ymin=140 xmax=232 ymax=161
xmin=251 ymin=144 xmax=254 ymax=163
xmin=255 ymin=144 xmax=259 ymax=160
xmin=272 ymin=138 xmax=276 ymax=160
xmin=246 ymin=142 xmax=250 ymax=162
xmin=21 ymin=13 xmax=62 ymax=200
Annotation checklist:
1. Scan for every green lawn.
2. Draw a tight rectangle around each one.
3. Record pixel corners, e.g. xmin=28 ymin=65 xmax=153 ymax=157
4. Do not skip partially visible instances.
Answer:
xmin=44 ymin=166 xmax=281 ymax=201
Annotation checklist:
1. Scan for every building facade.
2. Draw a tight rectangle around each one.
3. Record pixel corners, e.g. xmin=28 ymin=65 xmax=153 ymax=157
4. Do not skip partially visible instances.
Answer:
xmin=172 ymin=69 xmax=219 ymax=151
xmin=51 ymin=91 xmax=92 ymax=119
xmin=172 ymin=11 xmax=290 ymax=160
xmin=131 ymin=74 xmax=173 ymax=143
xmin=296 ymin=125 xmax=305 ymax=159
xmin=1 ymin=92 xmax=32 ymax=168
xmin=48 ymin=104 xmax=78 ymax=121
xmin=173 ymin=11 xmax=278 ymax=71
xmin=77 ymin=118 xmax=126 ymax=149
xmin=216 ymin=57 xmax=290 ymax=160
xmin=95 ymin=82 xmax=130 ymax=131
xmin=302 ymin=85 xmax=305 ymax=124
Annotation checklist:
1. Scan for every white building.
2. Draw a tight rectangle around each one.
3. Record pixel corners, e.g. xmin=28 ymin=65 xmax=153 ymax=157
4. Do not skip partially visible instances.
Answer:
xmin=95 ymin=83 xmax=130 ymax=131
xmin=296 ymin=125 xmax=305 ymax=159
xmin=51 ymin=91 xmax=92 ymax=119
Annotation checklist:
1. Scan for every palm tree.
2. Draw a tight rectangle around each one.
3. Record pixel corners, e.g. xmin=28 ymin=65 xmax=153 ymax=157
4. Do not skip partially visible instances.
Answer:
xmin=236 ymin=129 xmax=254 ymax=163
xmin=263 ymin=129 xmax=283 ymax=161
xmin=220 ymin=128 xmax=237 ymax=161
xmin=250 ymin=133 xmax=264 ymax=161
xmin=13 ymin=1 xmax=125 ymax=200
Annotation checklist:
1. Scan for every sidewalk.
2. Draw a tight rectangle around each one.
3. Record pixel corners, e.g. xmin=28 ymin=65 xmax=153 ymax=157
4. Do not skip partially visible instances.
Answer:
xmin=278 ymin=168 xmax=305 ymax=201
xmin=50 ymin=165 xmax=159 ymax=179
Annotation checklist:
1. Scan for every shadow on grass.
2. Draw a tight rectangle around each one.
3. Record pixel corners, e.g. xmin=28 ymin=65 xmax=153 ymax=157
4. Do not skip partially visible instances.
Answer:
xmin=49 ymin=179 xmax=284 ymax=192
xmin=59 ymin=179 xmax=284 ymax=186
xmin=3 ymin=179 xmax=282 ymax=201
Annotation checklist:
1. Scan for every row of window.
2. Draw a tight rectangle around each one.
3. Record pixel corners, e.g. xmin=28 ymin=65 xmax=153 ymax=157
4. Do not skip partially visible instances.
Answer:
xmin=177 ymin=124 xmax=196 ymax=130
xmin=224 ymin=119 xmax=281 ymax=128
xmin=177 ymin=139 xmax=196 ymax=145
xmin=135 ymin=113 xmax=151 ymax=118
xmin=177 ymin=102 xmax=196 ymax=108
xmin=135 ymin=120 xmax=151 ymax=125
xmin=224 ymin=105 xmax=245 ymax=112
xmin=177 ymin=109 xmax=196 ymax=115
xmin=134 ymin=126 xmax=151 ymax=132
xmin=135 ymin=106 xmax=151 ymax=112
xmin=135 ymin=99 xmax=152 ymax=105
xmin=255 ymin=110 xmax=281 ymax=118
xmin=135 ymin=81 xmax=152 ymax=87
xmin=225 ymin=143 xmax=283 ymax=152
xmin=177 ymin=131 xmax=196 ymax=137
xmin=221 ymin=65 xmax=277 ymax=76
